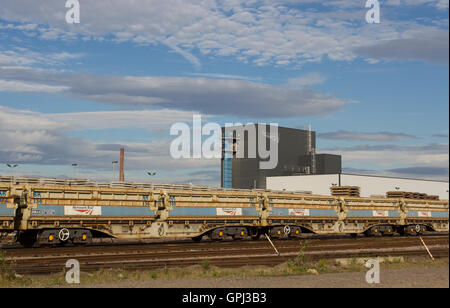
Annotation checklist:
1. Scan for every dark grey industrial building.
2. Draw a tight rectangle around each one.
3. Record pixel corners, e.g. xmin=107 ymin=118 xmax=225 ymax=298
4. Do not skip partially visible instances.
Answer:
xmin=221 ymin=125 xmax=341 ymax=189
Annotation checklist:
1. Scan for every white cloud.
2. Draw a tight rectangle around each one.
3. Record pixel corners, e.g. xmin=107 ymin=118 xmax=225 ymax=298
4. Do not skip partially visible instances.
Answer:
xmin=0 ymin=47 xmax=82 ymax=67
xmin=0 ymin=105 xmax=196 ymax=132
xmin=287 ymin=73 xmax=328 ymax=88
xmin=189 ymin=73 xmax=262 ymax=81
xmin=319 ymin=130 xmax=419 ymax=141
xmin=354 ymin=29 xmax=449 ymax=64
xmin=323 ymin=143 xmax=449 ymax=171
xmin=0 ymin=0 xmax=447 ymax=67
xmin=0 ymin=79 xmax=68 ymax=92
xmin=385 ymin=0 xmax=449 ymax=10
xmin=0 ymin=65 xmax=355 ymax=117
xmin=47 ymin=109 xmax=200 ymax=131
xmin=0 ymin=106 xmax=217 ymax=172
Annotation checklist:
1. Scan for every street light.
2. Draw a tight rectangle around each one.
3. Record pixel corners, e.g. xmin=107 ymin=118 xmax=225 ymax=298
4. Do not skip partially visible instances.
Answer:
xmin=112 ymin=161 xmax=119 ymax=181
xmin=72 ymin=164 xmax=78 ymax=179
xmin=395 ymin=187 xmax=400 ymax=191
xmin=147 ymin=172 xmax=156 ymax=176
xmin=6 ymin=164 xmax=18 ymax=184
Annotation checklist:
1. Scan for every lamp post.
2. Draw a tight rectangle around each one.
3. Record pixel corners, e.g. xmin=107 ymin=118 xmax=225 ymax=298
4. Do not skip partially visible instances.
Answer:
xmin=147 ymin=172 xmax=156 ymax=183
xmin=6 ymin=164 xmax=18 ymax=185
xmin=72 ymin=164 xmax=78 ymax=179
xmin=112 ymin=161 xmax=119 ymax=181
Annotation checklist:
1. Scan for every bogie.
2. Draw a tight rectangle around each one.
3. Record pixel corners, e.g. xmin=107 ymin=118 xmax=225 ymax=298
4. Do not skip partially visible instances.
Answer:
xmin=402 ymin=224 xmax=427 ymax=236
xmin=30 ymin=229 xmax=93 ymax=247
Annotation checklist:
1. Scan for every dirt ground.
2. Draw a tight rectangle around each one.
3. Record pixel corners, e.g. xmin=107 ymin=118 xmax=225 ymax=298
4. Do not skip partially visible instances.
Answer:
xmin=76 ymin=265 xmax=448 ymax=288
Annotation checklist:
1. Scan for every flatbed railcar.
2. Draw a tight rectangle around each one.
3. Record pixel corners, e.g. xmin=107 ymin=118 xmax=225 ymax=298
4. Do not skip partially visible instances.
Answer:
xmin=0 ymin=177 xmax=448 ymax=247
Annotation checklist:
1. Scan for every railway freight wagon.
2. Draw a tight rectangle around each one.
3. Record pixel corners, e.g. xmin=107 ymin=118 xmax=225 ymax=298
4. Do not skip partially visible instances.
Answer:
xmin=0 ymin=177 xmax=448 ymax=247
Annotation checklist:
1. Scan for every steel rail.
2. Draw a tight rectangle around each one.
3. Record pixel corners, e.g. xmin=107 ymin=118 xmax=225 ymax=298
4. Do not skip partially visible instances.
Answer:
xmin=4 ymin=236 xmax=448 ymax=275
xmin=9 ymin=246 xmax=450 ymax=275
xmin=4 ymin=234 xmax=448 ymax=256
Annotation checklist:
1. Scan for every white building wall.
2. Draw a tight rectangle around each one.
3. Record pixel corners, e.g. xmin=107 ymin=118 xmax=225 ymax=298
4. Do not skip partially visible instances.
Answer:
xmin=267 ymin=174 xmax=449 ymax=200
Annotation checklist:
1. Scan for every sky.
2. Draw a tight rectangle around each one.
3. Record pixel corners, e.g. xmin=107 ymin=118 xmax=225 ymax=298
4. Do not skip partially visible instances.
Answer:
xmin=0 ymin=0 xmax=448 ymax=185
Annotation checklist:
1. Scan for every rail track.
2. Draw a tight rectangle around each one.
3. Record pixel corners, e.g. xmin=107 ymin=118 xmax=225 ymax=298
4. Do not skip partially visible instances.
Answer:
xmin=2 ymin=234 xmax=448 ymax=275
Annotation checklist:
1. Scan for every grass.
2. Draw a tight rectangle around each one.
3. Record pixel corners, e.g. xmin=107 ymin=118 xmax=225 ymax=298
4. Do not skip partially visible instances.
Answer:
xmin=0 ymin=249 xmax=32 ymax=286
xmin=0 ymin=247 xmax=447 ymax=287
xmin=286 ymin=241 xmax=310 ymax=273
xmin=201 ymin=259 xmax=210 ymax=271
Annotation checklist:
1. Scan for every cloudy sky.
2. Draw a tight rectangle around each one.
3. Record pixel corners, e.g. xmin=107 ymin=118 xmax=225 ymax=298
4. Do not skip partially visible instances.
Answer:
xmin=0 ymin=0 xmax=448 ymax=184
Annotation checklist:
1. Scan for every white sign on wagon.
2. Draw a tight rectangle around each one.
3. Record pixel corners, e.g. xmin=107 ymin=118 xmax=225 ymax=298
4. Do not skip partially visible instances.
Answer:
xmin=372 ymin=210 xmax=389 ymax=217
xmin=64 ymin=206 xmax=102 ymax=216
xmin=216 ymin=208 xmax=242 ymax=216
xmin=418 ymin=211 xmax=432 ymax=217
xmin=289 ymin=209 xmax=310 ymax=216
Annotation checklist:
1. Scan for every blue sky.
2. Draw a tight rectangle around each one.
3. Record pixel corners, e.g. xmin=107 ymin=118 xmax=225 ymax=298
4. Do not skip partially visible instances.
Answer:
xmin=0 ymin=0 xmax=448 ymax=184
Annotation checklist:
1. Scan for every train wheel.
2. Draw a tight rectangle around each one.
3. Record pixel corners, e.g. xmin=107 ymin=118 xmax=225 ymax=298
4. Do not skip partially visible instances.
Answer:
xmin=404 ymin=225 xmax=418 ymax=236
xmin=72 ymin=229 xmax=92 ymax=246
xmin=383 ymin=226 xmax=394 ymax=236
xmin=269 ymin=227 xmax=284 ymax=239
xmin=410 ymin=224 xmax=427 ymax=235
xmin=36 ymin=230 xmax=58 ymax=246
xmin=232 ymin=229 xmax=247 ymax=240
xmin=289 ymin=227 xmax=302 ymax=238
xmin=368 ymin=226 xmax=381 ymax=237
xmin=209 ymin=228 xmax=225 ymax=241
xmin=17 ymin=231 xmax=37 ymax=248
